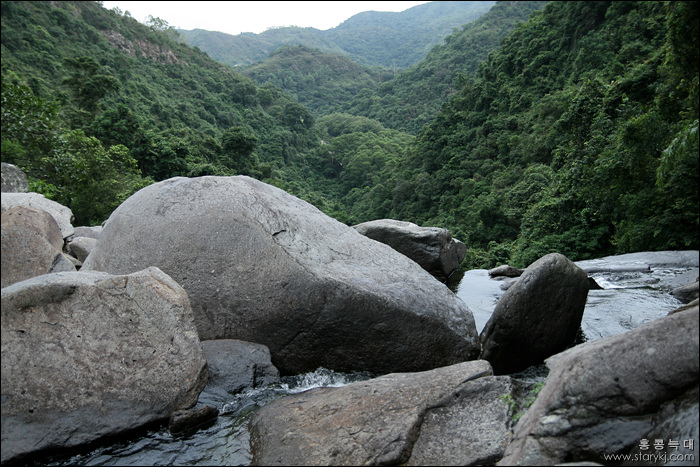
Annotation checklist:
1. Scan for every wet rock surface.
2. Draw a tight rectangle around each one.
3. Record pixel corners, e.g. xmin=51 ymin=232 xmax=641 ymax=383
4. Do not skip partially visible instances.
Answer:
xmin=499 ymin=306 xmax=699 ymax=465
xmin=479 ymin=253 xmax=590 ymax=374
xmin=249 ymin=360 xmax=496 ymax=466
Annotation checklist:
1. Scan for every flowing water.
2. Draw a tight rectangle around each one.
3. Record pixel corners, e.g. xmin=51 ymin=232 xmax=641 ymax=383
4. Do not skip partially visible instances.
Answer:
xmin=450 ymin=253 xmax=698 ymax=339
xmin=39 ymin=368 xmax=373 ymax=466
xmin=31 ymin=252 xmax=699 ymax=466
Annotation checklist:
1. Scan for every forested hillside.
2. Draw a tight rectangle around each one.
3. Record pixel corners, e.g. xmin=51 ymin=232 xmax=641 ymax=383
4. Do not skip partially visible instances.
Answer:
xmin=241 ymin=45 xmax=393 ymax=117
xmin=1 ymin=1 xmax=322 ymax=225
xmin=319 ymin=0 xmax=496 ymax=68
xmin=337 ymin=1 xmax=698 ymax=267
xmin=180 ymin=26 xmax=345 ymax=67
xmin=180 ymin=1 xmax=496 ymax=69
xmin=240 ymin=2 xmax=547 ymax=133
xmin=338 ymin=1 xmax=548 ymax=134
xmin=2 ymin=1 xmax=697 ymax=271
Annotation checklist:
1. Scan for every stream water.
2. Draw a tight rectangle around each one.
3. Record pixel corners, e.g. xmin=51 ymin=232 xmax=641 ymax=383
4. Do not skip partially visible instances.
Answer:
xmin=33 ymin=252 xmax=699 ymax=466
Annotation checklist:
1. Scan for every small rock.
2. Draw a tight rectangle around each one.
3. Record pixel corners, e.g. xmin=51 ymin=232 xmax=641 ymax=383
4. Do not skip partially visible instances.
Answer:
xmin=671 ymin=280 xmax=699 ymax=304
xmin=1 ymin=162 xmax=29 ymax=193
xmin=169 ymin=406 xmax=218 ymax=434
xmin=488 ymin=264 xmax=524 ymax=278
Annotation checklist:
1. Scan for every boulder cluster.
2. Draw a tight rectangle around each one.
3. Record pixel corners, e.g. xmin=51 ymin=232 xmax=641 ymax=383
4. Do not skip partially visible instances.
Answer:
xmin=2 ymin=163 xmax=698 ymax=465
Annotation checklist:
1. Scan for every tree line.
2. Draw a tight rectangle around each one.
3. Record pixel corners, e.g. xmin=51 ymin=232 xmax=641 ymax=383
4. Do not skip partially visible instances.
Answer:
xmin=1 ymin=1 xmax=697 ymax=269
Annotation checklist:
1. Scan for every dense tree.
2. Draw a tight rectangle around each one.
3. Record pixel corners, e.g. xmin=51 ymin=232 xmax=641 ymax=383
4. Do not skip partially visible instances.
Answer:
xmin=221 ymin=126 xmax=258 ymax=172
xmin=62 ymin=56 xmax=120 ymax=119
xmin=2 ymin=0 xmax=696 ymax=270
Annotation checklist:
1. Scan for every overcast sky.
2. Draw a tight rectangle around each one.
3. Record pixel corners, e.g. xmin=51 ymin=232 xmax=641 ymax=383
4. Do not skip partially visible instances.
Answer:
xmin=101 ymin=1 xmax=430 ymax=36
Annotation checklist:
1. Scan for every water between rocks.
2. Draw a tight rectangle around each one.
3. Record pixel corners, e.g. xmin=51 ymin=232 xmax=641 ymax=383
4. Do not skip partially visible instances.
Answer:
xmin=36 ymin=252 xmax=699 ymax=466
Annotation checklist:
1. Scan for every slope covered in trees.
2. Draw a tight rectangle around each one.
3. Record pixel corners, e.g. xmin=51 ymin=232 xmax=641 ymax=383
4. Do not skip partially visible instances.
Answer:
xmin=239 ymin=2 xmax=548 ymax=135
xmin=320 ymin=0 xmax=496 ymax=68
xmin=339 ymin=1 xmax=548 ymax=134
xmin=241 ymin=45 xmax=393 ymax=117
xmin=2 ymin=1 xmax=697 ymax=271
xmin=180 ymin=1 xmax=496 ymax=69
xmin=1 ymin=0 xmax=321 ymax=225
xmin=346 ymin=1 xmax=699 ymax=267
xmin=180 ymin=26 xmax=345 ymax=67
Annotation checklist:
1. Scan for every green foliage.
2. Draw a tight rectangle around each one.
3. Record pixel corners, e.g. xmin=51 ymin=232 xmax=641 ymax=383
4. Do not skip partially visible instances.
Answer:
xmin=340 ymin=1 xmax=548 ymax=134
xmin=499 ymin=381 xmax=544 ymax=425
xmin=1 ymin=75 xmax=62 ymax=171
xmin=0 ymin=0 xmax=319 ymax=222
xmin=220 ymin=126 xmax=258 ymax=172
xmin=242 ymin=45 xmax=392 ymax=117
xmin=387 ymin=1 xmax=698 ymax=267
xmin=1 ymin=75 xmax=149 ymax=225
xmin=513 ymin=382 xmax=544 ymax=424
xmin=62 ymin=55 xmax=120 ymax=124
xmin=41 ymin=130 xmax=151 ymax=225
xmin=2 ymin=0 xmax=697 ymax=267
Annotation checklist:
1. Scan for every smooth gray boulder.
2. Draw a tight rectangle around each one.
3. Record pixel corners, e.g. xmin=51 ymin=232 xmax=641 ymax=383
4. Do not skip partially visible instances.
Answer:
xmin=201 ymin=339 xmax=280 ymax=397
xmin=406 ymin=375 xmax=515 ymax=466
xmin=1 ymin=162 xmax=29 ymax=193
xmin=480 ymin=253 xmax=589 ymax=375
xmin=83 ymin=176 xmax=480 ymax=375
xmin=73 ymin=225 xmax=103 ymax=239
xmin=0 ymin=268 xmax=208 ymax=464
xmin=249 ymin=360 xmax=496 ymax=466
xmin=499 ymin=306 xmax=699 ymax=465
xmin=353 ymin=219 xmax=466 ymax=280
xmin=68 ymin=236 xmax=97 ymax=262
xmin=1 ymin=192 xmax=74 ymax=239
xmin=1 ymin=206 xmax=75 ymax=288
xmin=1 ymin=204 xmax=63 ymax=251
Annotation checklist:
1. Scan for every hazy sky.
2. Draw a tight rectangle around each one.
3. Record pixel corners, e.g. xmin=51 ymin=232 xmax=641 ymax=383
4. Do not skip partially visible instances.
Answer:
xmin=101 ymin=1 xmax=430 ymax=35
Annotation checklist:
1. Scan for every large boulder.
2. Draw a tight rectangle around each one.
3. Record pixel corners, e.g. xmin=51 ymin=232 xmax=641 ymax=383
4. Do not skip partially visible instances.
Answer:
xmin=1 ymin=162 xmax=29 ymax=193
xmin=249 ymin=360 xmax=514 ymax=466
xmin=406 ymin=374 xmax=516 ymax=466
xmin=200 ymin=339 xmax=280 ymax=398
xmin=499 ymin=306 xmax=699 ymax=465
xmin=480 ymin=253 xmax=589 ymax=375
xmin=1 ymin=192 xmax=75 ymax=239
xmin=1 ymin=206 xmax=75 ymax=288
xmin=353 ymin=219 xmax=466 ymax=280
xmin=82 ymin=176 xmax=480 ymax=375
xmin=0 ymin=268 xmax=208 ymax=464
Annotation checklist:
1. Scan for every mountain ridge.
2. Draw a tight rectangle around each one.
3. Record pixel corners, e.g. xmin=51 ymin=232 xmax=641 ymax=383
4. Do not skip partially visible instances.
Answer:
xmin=179 ymin=1 xmax=496 ymax=69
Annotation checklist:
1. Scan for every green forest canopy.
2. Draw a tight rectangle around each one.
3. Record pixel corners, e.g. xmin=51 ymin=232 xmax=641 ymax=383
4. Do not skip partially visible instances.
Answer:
xmin=1 ymin=1 xmax=697 ymax=269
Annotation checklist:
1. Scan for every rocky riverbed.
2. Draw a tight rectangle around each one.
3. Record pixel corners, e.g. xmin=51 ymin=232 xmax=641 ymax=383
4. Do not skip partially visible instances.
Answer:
xmin=29 ymin=251 xmax=698 ymax=467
